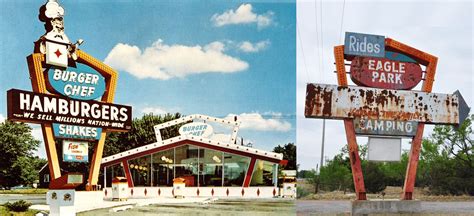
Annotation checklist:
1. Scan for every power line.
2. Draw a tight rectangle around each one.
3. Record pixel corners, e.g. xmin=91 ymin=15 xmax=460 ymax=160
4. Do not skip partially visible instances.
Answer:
xmin=313 ymin=0 xmax=320 ymax=83
xmin=339 ymin=0 xmax=346 ymax=44
xmin=320 ymin=0 xmax=324 ymax=83
xmin=297 ymin=24 xmax=311 ymax=85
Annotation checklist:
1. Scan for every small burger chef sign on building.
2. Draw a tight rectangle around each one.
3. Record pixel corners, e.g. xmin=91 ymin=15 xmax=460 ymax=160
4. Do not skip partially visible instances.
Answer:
xmin=7 ymin=0 xmax=131 ymax=190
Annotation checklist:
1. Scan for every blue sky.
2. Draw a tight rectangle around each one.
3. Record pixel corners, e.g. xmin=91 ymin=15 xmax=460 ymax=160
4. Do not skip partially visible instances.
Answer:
xmin=0 ymin=1 xmax=296 ymax=158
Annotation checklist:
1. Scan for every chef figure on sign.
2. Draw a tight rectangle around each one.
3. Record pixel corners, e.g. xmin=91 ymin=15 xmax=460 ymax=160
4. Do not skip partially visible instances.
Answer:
xmin=35 ymin=0 xmax=83 ymax=67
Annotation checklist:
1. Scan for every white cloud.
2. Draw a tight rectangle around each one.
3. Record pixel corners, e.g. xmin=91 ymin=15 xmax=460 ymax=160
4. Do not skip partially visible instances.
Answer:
xmin=0 ymin=114 xmax=5 ymax=123
xmin=226 ymin=112 xmax=291 ymax=132
xmin=239 ymin=40 xmax=270 ymax=53
xmin=211 ymin=4 xmax=274 ymax=28
xmin=141 ymin=106 xmax=168 ymax=115
xmin=104 ymin=39 xmax=248 ymax=80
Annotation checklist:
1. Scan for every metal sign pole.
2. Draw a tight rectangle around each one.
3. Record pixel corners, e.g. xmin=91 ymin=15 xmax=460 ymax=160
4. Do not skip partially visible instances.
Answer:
xmin=400 ymin=42 xmax=438 ymax=200
xmin=335 ymin=45 xmax=367 ymax=200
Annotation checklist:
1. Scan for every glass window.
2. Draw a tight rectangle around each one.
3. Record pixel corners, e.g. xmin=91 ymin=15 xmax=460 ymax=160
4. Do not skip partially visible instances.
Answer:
xmin=223 ymin=153 xmax=250 ymax=186
xmin=105 ymin=163 xmax=125 ymax=187
xmin=174 ymin=145 xmax=199 ymax=186
xmin=151 ymin=149 xmax=174 ymax=186
xmin=44 ymin=174 xmax=50 ymax=183
xmin=199 ymin=148 xmax=223 ymax=187
xmin=250 ymin=160 xmax=276 ymax=186
xmin=128 ymin=155 xmax=151 ymax=186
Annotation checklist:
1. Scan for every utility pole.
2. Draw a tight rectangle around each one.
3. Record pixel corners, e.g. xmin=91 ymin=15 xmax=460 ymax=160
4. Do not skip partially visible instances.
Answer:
xmin=320 ymin=119 xmax=326 ymax=171
xmin=317 ymin=119 xmax=326 ymax=194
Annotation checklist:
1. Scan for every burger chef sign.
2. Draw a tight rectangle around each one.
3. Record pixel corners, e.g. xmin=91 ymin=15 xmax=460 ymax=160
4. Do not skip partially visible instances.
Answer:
xmin=6 ymin=0 xmax=132 ymax=163
xmin=47 ymin=64 xmax=106 ymax=100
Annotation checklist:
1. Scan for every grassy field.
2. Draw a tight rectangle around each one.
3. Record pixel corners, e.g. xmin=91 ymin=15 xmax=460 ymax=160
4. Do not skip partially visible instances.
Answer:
xmin=0 ymin=189 xmax=48 ymax=195
xmin=298 ymin=179 xmax=474 ymax=201
xmin=0 ymin=206 xmax=40 ymax=216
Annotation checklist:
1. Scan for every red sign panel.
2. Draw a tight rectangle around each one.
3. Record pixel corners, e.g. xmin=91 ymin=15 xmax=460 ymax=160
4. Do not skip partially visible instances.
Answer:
xmin=350 ymin=56 xmax=423 ymax=90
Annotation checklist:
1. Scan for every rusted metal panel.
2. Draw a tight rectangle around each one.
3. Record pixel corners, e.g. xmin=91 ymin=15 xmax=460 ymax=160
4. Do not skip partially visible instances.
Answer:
xmin=350 ymin=56 xmax=423 ymax=90
xmin=354 ymin=117 xmax=418 ymax=137
xmin=344 ymin=32 xmax=385 ymax=57
xmin=305 ymin=83 xmax=460 ymax=124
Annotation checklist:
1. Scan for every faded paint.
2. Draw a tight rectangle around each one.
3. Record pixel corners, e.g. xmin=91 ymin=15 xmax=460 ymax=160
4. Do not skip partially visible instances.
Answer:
xmin=305 ymin=83 xmax=460 ymax=125
xmin=350 ymin=56 xmax=423 ymax=90
xmin=354 ymin=117 xmax=418 ymax=137
xmin=344 ymin=32 xmax=385 ymax=57
xmin=385 ymin=51 xmax=417 ymax=63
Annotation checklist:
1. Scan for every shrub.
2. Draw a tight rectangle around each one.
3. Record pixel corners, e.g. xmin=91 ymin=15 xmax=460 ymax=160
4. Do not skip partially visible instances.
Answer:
xmin=4 ymin=200 xmax=32 ymax=212
xmin=297 ymin=186 xmax=311 ymax=198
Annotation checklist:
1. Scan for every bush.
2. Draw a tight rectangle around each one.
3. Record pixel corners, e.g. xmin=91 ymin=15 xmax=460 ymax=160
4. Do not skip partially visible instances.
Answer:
xmin=4 ymin=200 xmax=32 ymax=212
xmin=297 ymin=186 xmax=311 ymax=198
xmin=363 ymin=162 xmax=387 ymax=193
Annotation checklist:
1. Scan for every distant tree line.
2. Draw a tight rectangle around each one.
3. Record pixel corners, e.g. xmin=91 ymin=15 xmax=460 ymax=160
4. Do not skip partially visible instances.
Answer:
xmin=299 ymin=114 xmax=474 ymax=195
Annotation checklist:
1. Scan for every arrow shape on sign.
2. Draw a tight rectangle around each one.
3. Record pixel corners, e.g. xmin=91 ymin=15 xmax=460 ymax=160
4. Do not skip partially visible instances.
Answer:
xmin=453 ymin=90 xmax=471 ymax=128
xmin=305 ymin=83 xmax=468 ymax=125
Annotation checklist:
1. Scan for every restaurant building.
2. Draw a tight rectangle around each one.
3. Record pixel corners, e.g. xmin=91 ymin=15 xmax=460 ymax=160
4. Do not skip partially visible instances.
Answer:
xmin=100 ymin=114 xmax=287 ymax=198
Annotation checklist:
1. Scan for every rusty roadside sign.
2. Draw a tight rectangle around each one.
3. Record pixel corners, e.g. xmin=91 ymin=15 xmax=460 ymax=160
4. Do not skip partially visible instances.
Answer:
xmin=305 ymin=83 xmax=466 ymax=125
xmin=350 ymin=56 xmax=423 ymax=90
xmin=354 ymin=117 xmax=418 ymax=137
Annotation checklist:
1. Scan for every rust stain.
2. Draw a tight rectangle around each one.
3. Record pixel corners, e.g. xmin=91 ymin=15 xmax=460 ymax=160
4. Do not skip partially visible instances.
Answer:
xmin=305 ymin=84 xmax=460 ymax=124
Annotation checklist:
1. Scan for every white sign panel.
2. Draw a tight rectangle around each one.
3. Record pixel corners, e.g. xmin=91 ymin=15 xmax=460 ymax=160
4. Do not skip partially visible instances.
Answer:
xmin=46 ymin=41 xmax=68 ymax=68
xmin=62 ymin=140 xmax=88 ymax=162
xmin=368 ymin=137 xmax=401 ymax=162
xmin=178 ymin=122 xmax=213 ymax=138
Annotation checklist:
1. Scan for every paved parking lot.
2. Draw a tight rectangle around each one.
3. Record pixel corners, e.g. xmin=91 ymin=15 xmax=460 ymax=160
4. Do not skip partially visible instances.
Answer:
xmin=296 ymin=200 xmax=474 ymax=215
xmin=0 ymin=194 xmax=46 ymax=205
xmin=79 ymin=199 xmax=295 ymax=216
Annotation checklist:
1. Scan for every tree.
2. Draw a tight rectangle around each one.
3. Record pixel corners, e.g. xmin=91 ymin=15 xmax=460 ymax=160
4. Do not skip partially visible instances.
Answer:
xmin=273 ymin=143 xmax=296 ymax=170
xmin=298 ymin=169 xmax=316 ymax=179
xmin=104 ymin=113 xmax=182 ymax=156
xmin=423 ymin=114 xmax=474 ymax=195
xmin=319 ymin=158 xmax=352 ymax=192
xmin=0 ymin=121 xmax=41 ymax=189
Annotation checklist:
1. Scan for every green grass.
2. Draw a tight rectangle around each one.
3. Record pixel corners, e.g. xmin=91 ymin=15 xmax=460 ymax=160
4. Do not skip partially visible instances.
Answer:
xmin=0 ymin=206 xmax=41 ymax=216
xmin=0 ymin=189 xmax=48 ymax=194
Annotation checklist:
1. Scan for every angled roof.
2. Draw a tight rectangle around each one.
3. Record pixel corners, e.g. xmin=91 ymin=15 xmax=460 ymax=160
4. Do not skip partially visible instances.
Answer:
xmin=101 ymin=134 xmax=284 ymax=167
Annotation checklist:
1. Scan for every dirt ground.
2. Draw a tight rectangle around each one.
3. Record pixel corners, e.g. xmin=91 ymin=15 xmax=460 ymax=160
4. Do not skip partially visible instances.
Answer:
xmin=298 ymin=180 xmax=474 ymax=201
